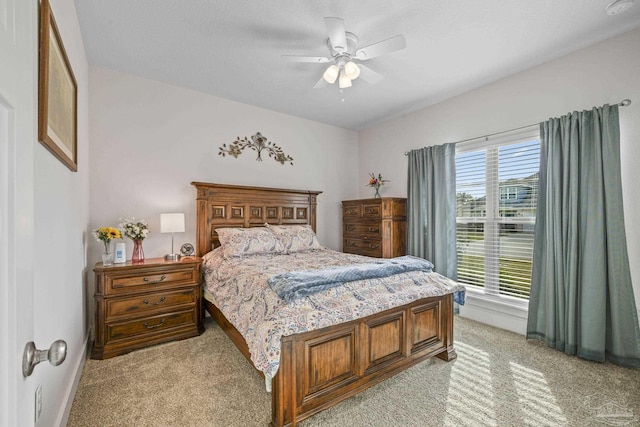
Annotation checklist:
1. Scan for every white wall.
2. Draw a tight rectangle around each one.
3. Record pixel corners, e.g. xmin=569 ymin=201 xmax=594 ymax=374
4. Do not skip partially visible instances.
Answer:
xmin=31 ymin=0 xmax=91 ymax=426
xmin=359 ymin=28 xmax=640 ymax=332
xmin=89 ymin=66 xmax=358 ymax=262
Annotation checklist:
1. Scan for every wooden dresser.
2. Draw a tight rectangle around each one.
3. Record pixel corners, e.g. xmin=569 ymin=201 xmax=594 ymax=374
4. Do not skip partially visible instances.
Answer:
xmin=92 ymin=257 xmax=203 ymax=359
xmin=342 ymin=197 xmax=407 ymax=258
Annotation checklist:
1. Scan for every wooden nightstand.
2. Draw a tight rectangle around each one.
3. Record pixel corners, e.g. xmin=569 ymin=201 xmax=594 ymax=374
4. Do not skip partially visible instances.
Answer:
xmin=92 ymin=257 xmax=203 ymax=359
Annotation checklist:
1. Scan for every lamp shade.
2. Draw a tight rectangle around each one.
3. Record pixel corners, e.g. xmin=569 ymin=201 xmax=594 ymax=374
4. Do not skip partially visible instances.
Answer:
xmin=344 ymin=61 xmax=360 ymax=80
xmin=338 ymin=69 xmax=352 ymax=89
xmin=323 ymin=64 xmax=339 ymax=84
xmin=160 ymin=213 xmax=185 ymax=233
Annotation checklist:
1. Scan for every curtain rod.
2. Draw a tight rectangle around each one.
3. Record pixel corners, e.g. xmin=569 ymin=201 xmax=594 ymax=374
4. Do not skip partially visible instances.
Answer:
xmin=404 ymin=98 xmax=632 ymax=155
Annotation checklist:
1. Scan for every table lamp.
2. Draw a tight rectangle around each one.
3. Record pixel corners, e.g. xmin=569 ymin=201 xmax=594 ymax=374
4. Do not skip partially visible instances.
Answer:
xmin=160 ymin=213 xmax=185 ymax=261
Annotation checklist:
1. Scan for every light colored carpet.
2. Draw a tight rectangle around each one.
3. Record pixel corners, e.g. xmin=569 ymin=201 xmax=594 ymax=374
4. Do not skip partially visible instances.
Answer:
xmin=67 ymin=316 xmax=640 ymax=427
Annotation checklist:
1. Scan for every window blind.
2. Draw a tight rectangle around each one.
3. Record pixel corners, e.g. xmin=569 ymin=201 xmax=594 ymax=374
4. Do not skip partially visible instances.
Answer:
xmin=456 ymin=129 xmax=540 ymax=300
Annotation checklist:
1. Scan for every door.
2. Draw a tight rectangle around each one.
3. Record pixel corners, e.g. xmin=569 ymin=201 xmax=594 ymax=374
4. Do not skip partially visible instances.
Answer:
xmin=0 ymin=0 xmax=37 ymax=425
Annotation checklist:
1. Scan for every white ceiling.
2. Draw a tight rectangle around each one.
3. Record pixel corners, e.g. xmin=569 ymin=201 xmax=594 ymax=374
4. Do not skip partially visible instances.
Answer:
xmin=74 ymin=0 xmax=640 ymax=131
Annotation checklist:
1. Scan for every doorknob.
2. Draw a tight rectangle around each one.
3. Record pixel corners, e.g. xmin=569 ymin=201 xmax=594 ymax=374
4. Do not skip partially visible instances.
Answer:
xmin=22 ymin=340 xmax=67 ymax=377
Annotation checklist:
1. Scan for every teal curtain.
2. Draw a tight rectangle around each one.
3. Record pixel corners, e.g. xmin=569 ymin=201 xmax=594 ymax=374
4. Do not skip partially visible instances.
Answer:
xmin=527 ymin=104 xmax=640 ymax=367
xmin=406 ymin=143 xmax=457 ymax=279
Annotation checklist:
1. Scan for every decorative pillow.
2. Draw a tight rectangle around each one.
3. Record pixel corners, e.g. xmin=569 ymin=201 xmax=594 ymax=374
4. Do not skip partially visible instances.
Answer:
xmin=215 ymin=227 xmax=284 ymax=259
xmin=266 ymin=224 xmax=323 ymax=253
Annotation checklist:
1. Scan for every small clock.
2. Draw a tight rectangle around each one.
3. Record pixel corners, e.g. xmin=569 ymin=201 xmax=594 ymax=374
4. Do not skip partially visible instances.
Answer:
xmin=180 ymin=243 xmax=194 ymax=257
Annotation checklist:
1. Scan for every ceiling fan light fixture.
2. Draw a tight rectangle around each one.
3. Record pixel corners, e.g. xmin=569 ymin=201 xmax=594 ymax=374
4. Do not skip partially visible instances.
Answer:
xmin=323 ymin=64 xmax=339 ymax=84
xmin=282 ymin=17 xmax=405 ymax=89
xmin=338 ymin=69 xmax=352 ymax=89
xmin=344 ymin=61 xmax=360 ymax=80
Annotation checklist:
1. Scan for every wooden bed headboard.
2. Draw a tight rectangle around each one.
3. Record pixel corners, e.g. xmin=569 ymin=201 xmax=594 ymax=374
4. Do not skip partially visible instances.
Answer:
xmin=191 ymin=182 xmax=322 ymax=257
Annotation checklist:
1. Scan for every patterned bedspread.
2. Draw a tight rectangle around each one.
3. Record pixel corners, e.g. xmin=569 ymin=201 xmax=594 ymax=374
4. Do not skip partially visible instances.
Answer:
xmin=202 ymin=247 xmax=465 ymax=380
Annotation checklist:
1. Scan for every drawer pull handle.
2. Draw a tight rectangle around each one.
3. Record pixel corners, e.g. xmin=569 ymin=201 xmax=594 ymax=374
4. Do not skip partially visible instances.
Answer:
xmin=367 ymin=208 xmax=374 ymax=213
xmin=368 ymin=227 xmax=379 ymax=232
xmin=368 ymin=244 xmax=380 ymax=249
xmin=143 ymin=275 xmax=166 ymax=285
xmin=143 ymin=319 xmax=166 ymax=329
xmin=346 ymin=225 xmax=355 ymax=231
xmin=347 ymin=209 xmax=355 ymax=214
xmin=348 ymin=242 xmax=356 ymax=246
xmin=143 ymin=296 xmax=166 ymax=306
xmin=363 ymin=236 xmax=368 ymax=240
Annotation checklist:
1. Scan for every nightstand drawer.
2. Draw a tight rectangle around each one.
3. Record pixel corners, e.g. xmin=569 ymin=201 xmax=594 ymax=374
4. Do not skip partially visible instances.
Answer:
xmin=106 ymin=267 xmax=198 ymax=295
xmin=105 ymin=288 xmax=197 ymax=320
xmin=107 ymin=310 xmax=196 ymax=342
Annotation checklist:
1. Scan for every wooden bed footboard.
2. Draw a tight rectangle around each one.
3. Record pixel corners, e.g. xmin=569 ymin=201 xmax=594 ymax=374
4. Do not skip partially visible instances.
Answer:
xmin=205 ymin=293 xmax=455 ymax=427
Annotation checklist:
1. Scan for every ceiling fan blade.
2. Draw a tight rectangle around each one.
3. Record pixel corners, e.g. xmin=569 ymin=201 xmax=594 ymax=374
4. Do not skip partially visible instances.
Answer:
xmin=357 ymin=64 xmax=384 ymax=85
xmin=324 ymin=17 xmax=348 ymax=52
xmin=313 ymin=76 xmax=330 ymax=89
xmin=281 ymin=55 xmax=331 ymax=63
xmin=355 ymin=34 xmax=406 ymax=60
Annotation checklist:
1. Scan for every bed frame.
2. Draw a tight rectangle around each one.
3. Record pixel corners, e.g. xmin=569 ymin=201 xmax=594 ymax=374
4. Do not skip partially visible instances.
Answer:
xmin=192 ymin=182 xmax=457 ymax=427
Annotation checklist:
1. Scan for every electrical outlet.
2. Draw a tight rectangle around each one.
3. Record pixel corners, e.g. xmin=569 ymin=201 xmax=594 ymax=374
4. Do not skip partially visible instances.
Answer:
xmin=35 ymin=384 xmax=42 ymax=423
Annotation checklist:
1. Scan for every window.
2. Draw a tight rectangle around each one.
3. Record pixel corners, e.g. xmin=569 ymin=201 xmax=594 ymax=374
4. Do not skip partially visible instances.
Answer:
xmin=455 ymin=129 xmax=540 ymax=300
xmin=500 ymin=186 xmax=518 ymax=200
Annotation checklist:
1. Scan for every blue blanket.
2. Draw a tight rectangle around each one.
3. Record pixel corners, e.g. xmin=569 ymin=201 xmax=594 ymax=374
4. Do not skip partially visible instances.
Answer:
xmin=268 ymin=255 xmax=435 ymax=302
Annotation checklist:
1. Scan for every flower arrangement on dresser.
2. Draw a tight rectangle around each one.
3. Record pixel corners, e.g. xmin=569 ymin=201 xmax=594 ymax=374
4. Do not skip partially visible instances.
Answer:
xmin=93 ymin=227 xmax=121 ymax=266
xmin=367 ymin=173 xmax=389 ymax=198
xmin=118 ymin=217 xmax=149 ymax=263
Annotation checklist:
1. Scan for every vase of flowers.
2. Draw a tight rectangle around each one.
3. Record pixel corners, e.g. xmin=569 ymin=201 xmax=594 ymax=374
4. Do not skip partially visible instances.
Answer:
xmin=367 ymin=173 xmax=389 ymax=198
xmin=119 ymin=217 xmax=150 ymax=264
xmin=93 ymin=226 xmax=122 ymax=266
xmin=131 ymin=240 xmax=144 ymax=263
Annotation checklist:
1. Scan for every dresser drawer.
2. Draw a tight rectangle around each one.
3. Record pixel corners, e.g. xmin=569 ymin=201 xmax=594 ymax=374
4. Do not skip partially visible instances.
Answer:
xmin=343 ymin=222 xmax=382 ymax=239
xmin=361 ymin=204 xmax=381 ymax=218
xmin=105 ymin=266 xmax=198 ymax=296
xmin=105 ymin=288 xmax=197 ymax=320
xmin=343 ymin=205 xmax=361 ymax=218
xmin=106 ymin=310 xmax=197 ymax=342
xmin=344 ymin=239 xmax=383 ymax=257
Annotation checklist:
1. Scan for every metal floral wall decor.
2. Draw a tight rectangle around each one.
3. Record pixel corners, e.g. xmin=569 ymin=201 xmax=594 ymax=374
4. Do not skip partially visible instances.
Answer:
xmin=218 ymin=132 xmax=294 ymax=165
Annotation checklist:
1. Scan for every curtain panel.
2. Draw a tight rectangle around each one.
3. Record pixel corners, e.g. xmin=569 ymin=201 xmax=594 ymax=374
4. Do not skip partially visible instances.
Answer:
xmin=406 ymin=143 xmax=457 ymax=279
xmin=527 ymin=104 xmax=640 ymax=367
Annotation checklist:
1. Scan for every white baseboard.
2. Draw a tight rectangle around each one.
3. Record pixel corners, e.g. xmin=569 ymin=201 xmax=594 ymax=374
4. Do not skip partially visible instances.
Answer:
xmin=458 ymin=292 xmax=528 ymax=335
xmin=56 ymin=334 xmax=88 ymax=427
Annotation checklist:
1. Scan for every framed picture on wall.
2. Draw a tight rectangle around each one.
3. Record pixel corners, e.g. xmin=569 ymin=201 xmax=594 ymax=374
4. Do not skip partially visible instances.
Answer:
xmin=38 ymin=0 xmax=78 ymax=172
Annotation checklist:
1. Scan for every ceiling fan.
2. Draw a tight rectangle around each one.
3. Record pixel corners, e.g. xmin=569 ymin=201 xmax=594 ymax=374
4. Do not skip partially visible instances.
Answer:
xmin=282 ymin=17 xmax=406 ymax=89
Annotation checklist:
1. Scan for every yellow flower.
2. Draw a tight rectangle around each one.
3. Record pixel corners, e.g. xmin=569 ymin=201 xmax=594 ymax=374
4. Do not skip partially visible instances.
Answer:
xmin=107 ymin=227 xmax=121 ymax=239
xmin=94 ymin=226 xmax=122 ymax=243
